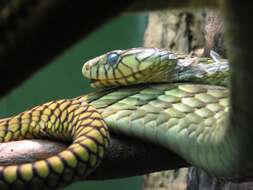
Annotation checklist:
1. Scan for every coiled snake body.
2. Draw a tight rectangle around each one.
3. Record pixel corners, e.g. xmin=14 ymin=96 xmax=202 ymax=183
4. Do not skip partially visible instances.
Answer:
xmin=0 ymin=48 xmax=234 ymax=189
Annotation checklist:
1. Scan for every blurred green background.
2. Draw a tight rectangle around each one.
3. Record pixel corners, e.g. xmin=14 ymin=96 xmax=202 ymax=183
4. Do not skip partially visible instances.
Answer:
xmin=0 ymin=13 xmax=147 ymax=189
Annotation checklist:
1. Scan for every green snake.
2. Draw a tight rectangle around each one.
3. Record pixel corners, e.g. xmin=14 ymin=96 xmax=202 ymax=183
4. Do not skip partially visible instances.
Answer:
xmin=0 ymin=47 xmax=233 ymax=189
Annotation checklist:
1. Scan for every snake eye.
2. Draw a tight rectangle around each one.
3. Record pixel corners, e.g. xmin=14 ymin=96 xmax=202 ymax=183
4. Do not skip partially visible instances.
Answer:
xmin=107 ymin=53 xmax=119 ymax=65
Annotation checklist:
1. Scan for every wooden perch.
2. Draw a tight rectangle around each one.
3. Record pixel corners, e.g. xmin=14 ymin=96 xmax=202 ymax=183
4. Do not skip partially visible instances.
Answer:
xmin=0 ymin=134 xmax=189 ymax=180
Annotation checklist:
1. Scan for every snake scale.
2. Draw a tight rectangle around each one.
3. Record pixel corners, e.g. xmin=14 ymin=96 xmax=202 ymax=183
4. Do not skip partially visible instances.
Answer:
xmin=0 ymin=47 xmax=236 ymax=189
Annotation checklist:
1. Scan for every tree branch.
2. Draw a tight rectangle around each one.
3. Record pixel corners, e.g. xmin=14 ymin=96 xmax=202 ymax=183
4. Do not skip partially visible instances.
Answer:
xmin=0 ymin=134 xmax=189 ymax=180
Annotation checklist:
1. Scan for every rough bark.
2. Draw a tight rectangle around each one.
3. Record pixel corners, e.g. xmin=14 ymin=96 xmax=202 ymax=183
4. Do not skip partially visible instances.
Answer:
xmin=144 ymin=10 xmax=205 ymax=53
xmin=143 ymin=9 xmax=206 ymax=190
xmin=143 ymin=169 xmax=188 ymax=190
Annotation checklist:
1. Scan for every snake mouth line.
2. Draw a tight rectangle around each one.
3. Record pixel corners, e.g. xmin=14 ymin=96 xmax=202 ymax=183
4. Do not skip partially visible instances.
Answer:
xmin=88 ymin=70 xmax=147 ymax=84
xmin=90 ymin=77 xmax=133 ymax=86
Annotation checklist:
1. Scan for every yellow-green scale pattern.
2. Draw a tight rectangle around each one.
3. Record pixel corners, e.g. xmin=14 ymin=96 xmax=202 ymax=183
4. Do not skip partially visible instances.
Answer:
xmin=0 ymin=97 xmax=109 ymax=190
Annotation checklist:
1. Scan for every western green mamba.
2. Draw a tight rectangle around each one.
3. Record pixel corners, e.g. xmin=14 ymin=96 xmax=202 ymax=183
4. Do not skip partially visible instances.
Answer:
xmin=0 ymin=47 xmax=240 ymax=189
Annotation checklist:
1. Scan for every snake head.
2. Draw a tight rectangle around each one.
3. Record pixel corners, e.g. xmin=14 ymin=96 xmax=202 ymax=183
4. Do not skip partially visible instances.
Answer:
xmin=82 ymin=47 xmax=178 ymax=88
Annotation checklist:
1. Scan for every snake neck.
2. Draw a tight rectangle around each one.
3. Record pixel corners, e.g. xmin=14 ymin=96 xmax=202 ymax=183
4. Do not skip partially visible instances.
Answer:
xmin=139 ymin=53 xmax=230 ymax=87
xmin=169 ymin=56 xmax=230 ymax=87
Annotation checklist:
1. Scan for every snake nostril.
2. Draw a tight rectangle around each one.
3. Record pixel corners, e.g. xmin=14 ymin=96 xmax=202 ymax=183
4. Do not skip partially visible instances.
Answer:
xmin=82 ymin=63 xmax=91 ymax=77
xmin=85 ymin=64 xmax=90 ymax=71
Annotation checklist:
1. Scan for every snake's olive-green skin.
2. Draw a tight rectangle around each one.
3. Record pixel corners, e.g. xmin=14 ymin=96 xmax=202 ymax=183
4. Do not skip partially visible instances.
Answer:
xmin=0 ymin=47 xmax=234 ymax=189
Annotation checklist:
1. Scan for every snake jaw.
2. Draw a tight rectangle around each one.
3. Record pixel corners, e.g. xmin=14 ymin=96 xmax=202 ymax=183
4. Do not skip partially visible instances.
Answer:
xmin=90 ymin=79 xmax=103 ymax=88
